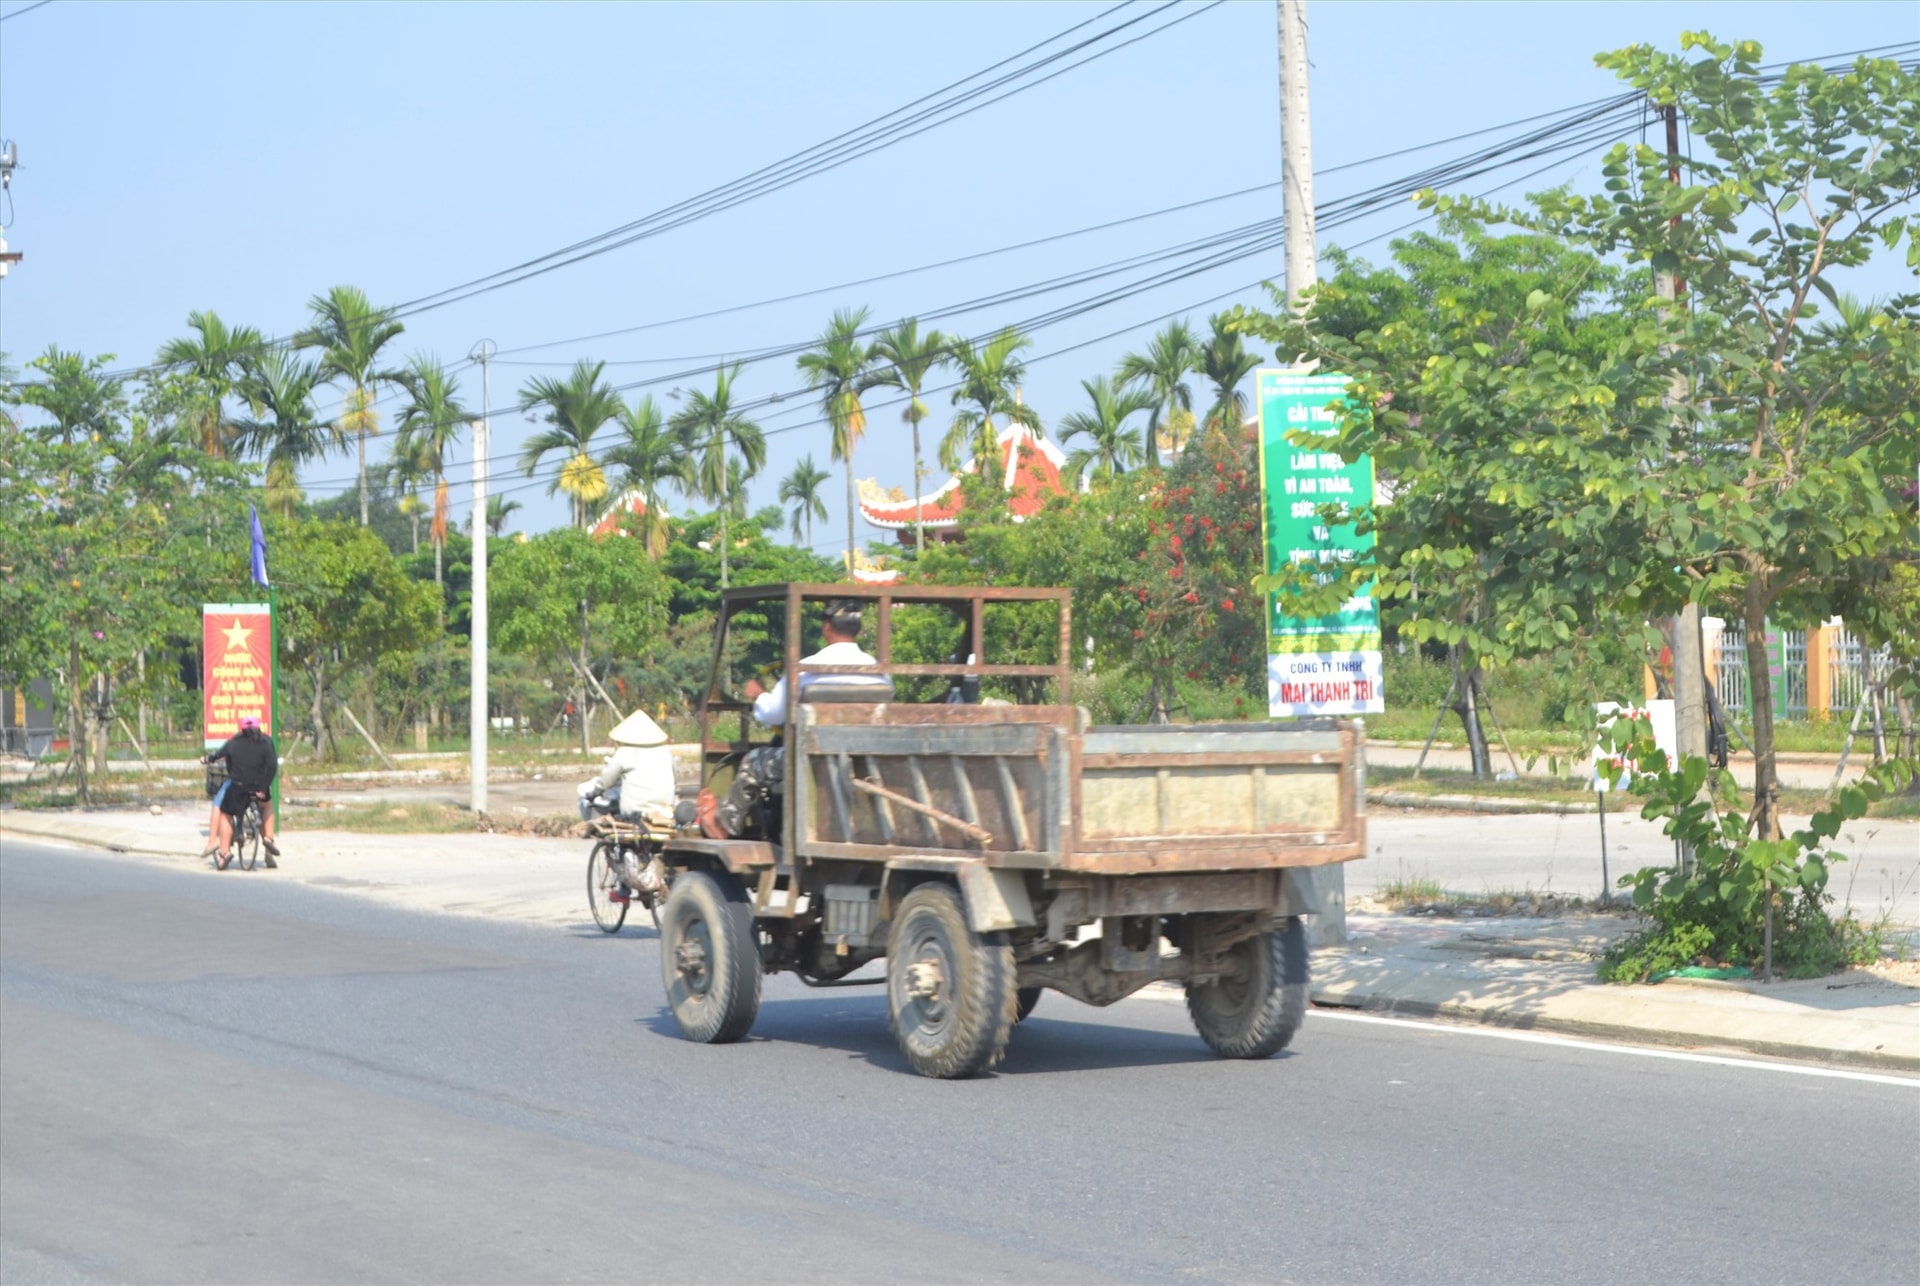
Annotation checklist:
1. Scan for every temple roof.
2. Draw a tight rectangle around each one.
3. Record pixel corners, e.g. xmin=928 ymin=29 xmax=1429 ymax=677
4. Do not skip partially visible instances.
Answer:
xmin=588 ymin=488 xmax=666 ymax=539
xmin=857 ymin=424 xmax=1069 ymax=531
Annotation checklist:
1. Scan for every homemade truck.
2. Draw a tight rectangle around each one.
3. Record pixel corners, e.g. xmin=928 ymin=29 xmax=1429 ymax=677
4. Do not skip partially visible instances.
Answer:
xmin=656 ymin=584 xmax=1366 ymax=1078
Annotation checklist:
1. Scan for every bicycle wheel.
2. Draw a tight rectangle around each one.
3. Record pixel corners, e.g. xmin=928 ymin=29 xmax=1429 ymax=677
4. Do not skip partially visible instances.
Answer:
xmin=587 ymin=840 xmax=628 ymax=933
xmin=236 ymin=806 xmax=262 ymax=872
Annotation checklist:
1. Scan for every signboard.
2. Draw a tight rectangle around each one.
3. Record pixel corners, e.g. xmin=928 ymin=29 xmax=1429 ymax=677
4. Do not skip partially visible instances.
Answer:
xmin=1590 ymin=700 xmax=1677 ymax=791
xmin=203 ymin=603 xmax=274 ymax=748
xmin=1256 ymin=370 xmax=1383 ymax=718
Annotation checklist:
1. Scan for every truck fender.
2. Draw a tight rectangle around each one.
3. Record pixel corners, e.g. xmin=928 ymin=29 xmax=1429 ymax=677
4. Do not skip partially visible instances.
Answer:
xmin=883 ymin=857 xmax=1036 ymax=934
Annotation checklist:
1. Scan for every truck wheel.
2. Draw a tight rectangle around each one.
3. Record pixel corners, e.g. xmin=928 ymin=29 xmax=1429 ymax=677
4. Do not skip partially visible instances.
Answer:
xmin=660 ymin=870 xmax=761 ymax=1044
xmin=1014 ymin=987 xmax=1043 ymax=1025
xmin=887 ymin=883 xmax=1017 ymax=1078
xmin=1186 ymin=915 xmax=1309 ymax=1059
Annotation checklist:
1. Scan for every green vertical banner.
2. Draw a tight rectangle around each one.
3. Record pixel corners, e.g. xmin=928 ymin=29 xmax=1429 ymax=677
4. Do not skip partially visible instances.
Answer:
xmin=1256 ymin=369 xmax=1383 ymax=718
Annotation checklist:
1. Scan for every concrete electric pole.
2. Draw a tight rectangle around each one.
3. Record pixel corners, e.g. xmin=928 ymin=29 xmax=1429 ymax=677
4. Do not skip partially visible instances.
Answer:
xmin=1277 ymin=0 xmax=1316 ymax=312
xmin=469 ymin=339 xmax=495 ymax=818
xmin=1277 ymin=0 xmax=1344 ymax=945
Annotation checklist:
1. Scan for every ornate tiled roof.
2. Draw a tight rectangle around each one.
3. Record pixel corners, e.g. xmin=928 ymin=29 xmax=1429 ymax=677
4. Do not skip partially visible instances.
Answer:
xmin=589 ymin=488 xmax=666 ymax=539
xmin=857 ymin=424 xmax=1068 ymax=531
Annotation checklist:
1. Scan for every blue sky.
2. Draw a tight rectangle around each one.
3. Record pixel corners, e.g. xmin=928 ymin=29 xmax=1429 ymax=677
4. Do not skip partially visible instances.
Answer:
xmin=2 ymin=0 xmax=1913 ymax=549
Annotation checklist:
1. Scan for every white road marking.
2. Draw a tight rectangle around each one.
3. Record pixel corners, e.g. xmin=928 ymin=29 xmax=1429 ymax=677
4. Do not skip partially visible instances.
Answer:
xmin=1305 ymin=1008 xmax=1919 ymax=1086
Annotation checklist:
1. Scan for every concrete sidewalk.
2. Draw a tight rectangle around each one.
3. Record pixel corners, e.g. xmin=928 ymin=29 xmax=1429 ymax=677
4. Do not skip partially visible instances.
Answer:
xmin=3 ymin=805 xmax=1916 ymax=1074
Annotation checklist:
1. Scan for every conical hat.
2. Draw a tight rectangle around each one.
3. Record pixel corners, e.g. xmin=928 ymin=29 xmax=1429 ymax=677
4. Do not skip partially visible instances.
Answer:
xmin=609 ymin=710 xmax=668 ymax=746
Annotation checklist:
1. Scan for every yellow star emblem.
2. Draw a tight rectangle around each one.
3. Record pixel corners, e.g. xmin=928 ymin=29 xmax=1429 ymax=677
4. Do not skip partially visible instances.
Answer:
xmin=221 ymin=619 xmax=253 ymax=653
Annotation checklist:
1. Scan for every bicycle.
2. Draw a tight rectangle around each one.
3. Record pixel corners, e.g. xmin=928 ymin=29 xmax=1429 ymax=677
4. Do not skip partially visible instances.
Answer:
xmin=585 ymin=812 xmax=673 ymax=933
xmin=226 ymin=795 xmax=266 ymax=872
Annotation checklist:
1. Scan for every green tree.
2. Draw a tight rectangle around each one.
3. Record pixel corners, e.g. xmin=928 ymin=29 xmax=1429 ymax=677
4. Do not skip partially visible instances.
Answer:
xmin=797 ymin=306 xmax=882 ymax=572
xmin=235 ymin=348 xmax=336 ymax=519
xmin=1115 ymin=318 xmax=1198 ymax=467
xmin=383 ymin=429 xmax=434 ymax=555
xmin=779 ymin=453 xmax=832 ymax=549
xmin=602 ymin=393 xmax=686 ymax=558
xmin=155 ymin=310 xmax=266 ymax=460
xmin=943 ymin=327 xmax=1041 ymax=473
xmin=394 ymin=355 xmax=472 ymax=598
xmin=489 ymin=527 xmax=671 ymax=754
xmin=518 ymin=360 xmax=622 ymax=530
xmin=298 ymin=286 xmax=405 ymax=529
xmin=870 ymin=318 xmax=950 ymax=555
xmin=271 ymin=514 xmax=437 ymax=760
xmin=669 ymin=363 xmax=765 ymax=590
xmin=1058 ymin=375 xmax=1152 ymax=484
xmin=1197 ymin=312 xmax=1264 ymax=442
xmin=13 ymin=347 xmax=127 ymax=449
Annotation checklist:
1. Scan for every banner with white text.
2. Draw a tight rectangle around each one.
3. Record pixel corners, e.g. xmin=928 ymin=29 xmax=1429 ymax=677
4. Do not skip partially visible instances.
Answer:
xmin=203 ymin=603 xmax=274 ymax=748
xmin=1256 ymin=370 xmax=1383 ymax=718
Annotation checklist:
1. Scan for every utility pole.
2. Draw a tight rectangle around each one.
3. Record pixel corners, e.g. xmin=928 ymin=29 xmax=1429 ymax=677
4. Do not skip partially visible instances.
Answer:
xmin=469 ymin=339 xmax=495 ymax=818
xmin=1277 ymin=0 xmax=1316 ymax=312
xmin=1658 ymin=103 xmax=1709 ymax=765
xmin=1277 ymin=0 xmax=1343 ymax=947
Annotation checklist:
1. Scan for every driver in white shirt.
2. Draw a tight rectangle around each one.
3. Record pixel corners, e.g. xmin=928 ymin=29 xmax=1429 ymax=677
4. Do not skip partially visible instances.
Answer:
xmin=702 ymin=602 xmax=886 ymax=837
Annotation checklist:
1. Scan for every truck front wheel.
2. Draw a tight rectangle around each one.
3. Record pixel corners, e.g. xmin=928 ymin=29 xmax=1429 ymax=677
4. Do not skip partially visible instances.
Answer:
xmin=660 ymin=870 xmax=761 ymax=1044
xmin=1186 ymin=915 xmax=1309 ymax=1059
xmin=887 ymin=883 xmax=1017 ymax=1078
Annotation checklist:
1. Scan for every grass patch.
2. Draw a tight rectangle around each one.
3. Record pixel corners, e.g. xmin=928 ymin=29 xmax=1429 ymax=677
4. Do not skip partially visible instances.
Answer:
xmin=1369 ymin=765 xmax=1600 ymax=806
xmin=282 ymin=802 xmax=475 ymax=834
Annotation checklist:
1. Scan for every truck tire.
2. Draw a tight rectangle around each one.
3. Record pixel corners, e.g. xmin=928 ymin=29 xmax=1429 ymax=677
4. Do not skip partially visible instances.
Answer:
xmin=660 ymin=870 xmax=761 ymax=1044
xmin=887 ymin=882 xmax=1017 ymax=1078
xmin=1014 ymin=987 xmax=1043 ymax=1025
xmin=1185 ymin=915 xmax=1309 ymax=1059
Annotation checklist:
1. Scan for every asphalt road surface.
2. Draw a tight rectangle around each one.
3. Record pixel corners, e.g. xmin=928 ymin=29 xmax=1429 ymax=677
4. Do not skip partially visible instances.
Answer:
xmin=3 ymin=837 xmax=1915 ymax=1284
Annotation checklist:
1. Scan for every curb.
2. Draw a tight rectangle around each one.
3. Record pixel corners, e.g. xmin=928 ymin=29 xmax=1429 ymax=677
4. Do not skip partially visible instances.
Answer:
xmin=1306 ymin=983 xmax=1920 ymax=1074
xmin=1367 ymin=789 xmax=1597 ymax=815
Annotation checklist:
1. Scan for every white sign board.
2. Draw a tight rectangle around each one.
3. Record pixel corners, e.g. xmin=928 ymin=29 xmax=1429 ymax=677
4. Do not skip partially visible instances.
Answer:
xmin=1591 ymin=699 xmax=1676 ymax=791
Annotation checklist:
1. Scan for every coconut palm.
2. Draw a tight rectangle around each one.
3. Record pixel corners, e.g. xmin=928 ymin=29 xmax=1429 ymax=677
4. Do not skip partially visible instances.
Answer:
xmin=602 ymin=393 xmax=687 ymax=557
xmin=394 ymin=355 xmax=472 ymax=592
xmin=235 ymin=349 xmax=337 ymax=519
xmin=779 ymin=454 xmax=832 ymax=549
xmin=383 ymin=431 xmax=435 ymax=554
xmin=1115 ymin=318 xmax=1199 ymax=468
xmin=943 ymin=327 xmax=1041 ymax=473
xmin=870 ymin=318 xmax=949 ymax=556
xmin=1197 ymin=313 xmax=1264 ymax=442
xmin=518 ymin=360 xmax=623 ymax=529
xmin=1059 ymin=376 xmax=1153 ymax=485
xmin=473 ymin=495 xmax=522 ymax=538
xmin=156 ymin=310 xmax=266 ymax=459
xmin=669 ymin=364 xmax=765 ymax=589
xmin=797 ymin=307 xmax=883 ymax=574
xmin=297 ymin=286 xmax=405 ymax=526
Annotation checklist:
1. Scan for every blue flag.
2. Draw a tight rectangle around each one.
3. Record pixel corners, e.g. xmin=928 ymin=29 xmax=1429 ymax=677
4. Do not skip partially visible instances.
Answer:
xmin=249 ymin=505 xmax=270 ymax=588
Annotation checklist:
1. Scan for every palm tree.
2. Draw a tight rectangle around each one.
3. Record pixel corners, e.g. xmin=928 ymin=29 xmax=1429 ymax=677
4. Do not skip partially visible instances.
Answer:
xmin=1059 ymin=376 xmax=1153 ymax=485
xmin=518 ymin=360 xmax=623 ymax=529
xmin=1115 ymin=318 xmax=1199 ymax=468
xmin=1197 ymin=313 xmax=1263 ymax=442
xmin=871 ymin=318 xmax=949 ymax=556
xmin=602 ymin=393 xmax=687 ymax=557
xmin=779 ymin=454 xmax=832 ymax=550
xmin=943 ymin=327 xmax=1041 ymax=473
xmin=395 ymin=355 xmax=472 ymax=592
xmin=156 ymin=310 xmax=266 ymax=459
xmin=669 ymin=363 xmax=765 ymax=589
xmin=473 ymin=495 xmax=522 ymax=537
xmin=797 ymin=307 xmax=883 ymax=574
xmin=297 ymin=286 xmax=405 ymax=526
xmin=235 ymin=349 xmax=337 ymax=519
xmin=384 ymin=433 xmax=434 ymax=552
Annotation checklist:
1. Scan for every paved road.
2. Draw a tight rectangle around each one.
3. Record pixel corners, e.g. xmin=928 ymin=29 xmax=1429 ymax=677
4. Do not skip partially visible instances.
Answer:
xmin=4 ymin=839 xmax=1914 ymax=1283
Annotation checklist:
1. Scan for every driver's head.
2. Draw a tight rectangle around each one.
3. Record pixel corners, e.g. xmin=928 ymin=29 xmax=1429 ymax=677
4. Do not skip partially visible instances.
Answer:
xmin=239 ymin=716 xmax=261 ymax=737
xmin=822 ymin=602 xmax=863 ymax=644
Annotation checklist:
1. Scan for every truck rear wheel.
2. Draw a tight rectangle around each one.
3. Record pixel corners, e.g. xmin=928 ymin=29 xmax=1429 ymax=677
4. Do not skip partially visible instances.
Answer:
xmin=887 ymin=883 xmax=1017 ymax=1078
xmin=1186 ymin=915 xmax=1309 ymax=1059
xmin=660 ymin=870 xmax=761 ymax=1044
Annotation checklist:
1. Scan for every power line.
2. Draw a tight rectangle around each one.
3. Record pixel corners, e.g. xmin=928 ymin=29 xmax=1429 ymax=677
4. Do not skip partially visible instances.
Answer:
xmin=0 ymin=0 xmax=56 ymax=21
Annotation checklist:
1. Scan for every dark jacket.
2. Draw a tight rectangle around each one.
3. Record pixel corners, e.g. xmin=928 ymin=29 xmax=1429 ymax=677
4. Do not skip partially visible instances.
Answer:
xmin=210 ymin=730 xmax=278 ymax=792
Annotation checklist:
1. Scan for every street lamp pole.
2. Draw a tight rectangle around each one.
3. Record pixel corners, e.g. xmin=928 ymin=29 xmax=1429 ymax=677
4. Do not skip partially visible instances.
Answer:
xmin=469 ymin=339 xmax=495 ymax=817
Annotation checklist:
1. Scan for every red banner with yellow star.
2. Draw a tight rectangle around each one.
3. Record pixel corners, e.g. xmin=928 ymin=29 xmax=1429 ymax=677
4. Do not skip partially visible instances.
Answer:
xmin=203 ymin=603 xmax=274 ymax=747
